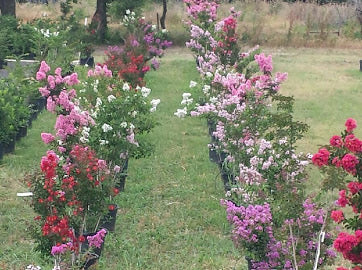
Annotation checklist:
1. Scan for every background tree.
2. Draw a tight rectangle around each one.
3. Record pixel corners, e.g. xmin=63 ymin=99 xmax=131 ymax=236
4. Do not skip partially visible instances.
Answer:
xmin=0 ymin=0 xmax=16 ymax=16
xmin=92 ymin=0 xmax=109 ymax=42
xmin=92 ymin=0 xmax=147 ymax=42
xmin=160 ymin=0 xmax=167 ymax=29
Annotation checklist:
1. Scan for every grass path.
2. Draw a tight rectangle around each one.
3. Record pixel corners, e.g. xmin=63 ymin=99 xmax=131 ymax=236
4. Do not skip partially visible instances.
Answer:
xmin=102 ymin=50 xmax=244 ymax=269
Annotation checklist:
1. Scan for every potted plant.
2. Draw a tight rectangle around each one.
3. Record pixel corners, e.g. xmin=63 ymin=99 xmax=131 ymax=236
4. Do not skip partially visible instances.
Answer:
xmin=75 ymin=64 xmax=159 ymax=192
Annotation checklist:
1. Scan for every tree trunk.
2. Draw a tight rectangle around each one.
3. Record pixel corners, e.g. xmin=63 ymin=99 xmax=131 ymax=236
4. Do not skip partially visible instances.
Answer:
xmin=92 ymin=0 xmax=107 ymax=42
xmin=160 ymin=0 xmax=167 ymax=29
xmin=357 ymin=5 xmax=362 ymax=36
xmin=0 ymin=0 xmax=16 ymax=16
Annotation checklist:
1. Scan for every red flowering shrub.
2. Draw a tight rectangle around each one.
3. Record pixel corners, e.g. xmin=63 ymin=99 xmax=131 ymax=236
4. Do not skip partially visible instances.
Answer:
xmin=313 ymin=118 xmax=361 ymax=268
xmin=30 ymin=145 xmax=118 ymax=256
xmin=104 ymin=13 xmax=171 ymax=87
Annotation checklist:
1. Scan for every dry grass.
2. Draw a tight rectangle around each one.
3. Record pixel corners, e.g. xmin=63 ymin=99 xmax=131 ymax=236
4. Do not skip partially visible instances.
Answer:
xmin=16 ymin=1 xmax=96 ymax=22
xmin=16 ymin=0 xmax=361 ymax=48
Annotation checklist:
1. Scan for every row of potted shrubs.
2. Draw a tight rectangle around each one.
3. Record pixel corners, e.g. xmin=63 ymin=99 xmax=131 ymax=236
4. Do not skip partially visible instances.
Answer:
xmin=0 ymin=73 xmax=45 ymax=160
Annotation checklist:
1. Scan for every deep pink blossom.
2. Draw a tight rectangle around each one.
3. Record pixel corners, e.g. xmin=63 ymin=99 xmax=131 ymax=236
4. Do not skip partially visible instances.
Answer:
xmin=312 ymin=148 xmax=330 ymax=167
xmin=345 ymin=118 xmax=357 ymax=133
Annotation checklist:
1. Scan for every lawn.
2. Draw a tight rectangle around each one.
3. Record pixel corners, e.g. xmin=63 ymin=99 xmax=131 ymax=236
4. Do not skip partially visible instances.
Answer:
xmin=0 ymin=47 xmax=361 ymax=269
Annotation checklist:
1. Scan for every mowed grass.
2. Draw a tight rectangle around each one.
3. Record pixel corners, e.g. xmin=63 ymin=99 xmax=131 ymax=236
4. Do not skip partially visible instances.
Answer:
xmin=0 ymin=47 xmax=361 ymax=269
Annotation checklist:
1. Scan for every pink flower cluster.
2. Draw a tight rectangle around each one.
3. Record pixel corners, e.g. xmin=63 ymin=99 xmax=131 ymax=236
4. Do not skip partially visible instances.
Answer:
xmin=87 ymin=229 xmax=107 ymax=249
xmin=37 ymin=62 xmax=94 ymax=142
xmin=184 ymin=0 xmax=219 ymax=22
xmin=254 ymin=53 xmax=273 ymax=73
xmin=223 ymin=200 xmax=273 ymax=243
xmin=51 ymin=242 xmax=72 ymax=256
xmin=87 ymin=64 xmax=113 ymax=78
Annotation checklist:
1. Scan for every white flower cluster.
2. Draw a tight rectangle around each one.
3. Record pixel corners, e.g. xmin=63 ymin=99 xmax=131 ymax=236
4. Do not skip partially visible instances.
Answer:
xmin=122 ymin=10 xmax=136 ymax=26
xmin=26 ymin=265 xmax=41 ymax=270
xmin=107 ymin=95 xmax=116 ymax=102
xmin=123 ymin=83 xmax=130 ymax=91
xmin=102 ymin=123 xmax=113 ymax=133
xmin=174 ymin=107 xmax=187 ymax=118
xmin=80 ymin=126 xmax=90 ymax=144
xmin=150 ymin=99 xmax=160 ymax=112
xmin=141 ymin=87 xmax=151 ymax=98
xmin=181 ymin=93 xmax=193 ymax=106
xmin=93 ymin=79 xmax=99 ymax=93
xmin=189 ymin=80 xmax=197 ymax=88
xmin=203 ymin=84 xmax=211 ymax=95
xmin=34 ymin=28 xmax=59 ymax=38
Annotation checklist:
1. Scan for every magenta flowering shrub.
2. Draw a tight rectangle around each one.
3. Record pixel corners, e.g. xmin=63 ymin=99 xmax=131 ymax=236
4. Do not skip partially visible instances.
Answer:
xmin=222 ymin=200 xmax=274 ymax=259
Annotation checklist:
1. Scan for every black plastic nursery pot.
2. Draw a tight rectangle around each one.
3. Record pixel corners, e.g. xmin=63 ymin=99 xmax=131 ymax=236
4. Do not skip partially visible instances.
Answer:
xmin=115 ymin=159 xmax=129 ymax=192
xmin=207 ymin=119 xmax=216 ymax=137
xmin=116 ymin=175 xmax=127 ymax=192
xmin=245 ymin=257 xmax=253 ymax=270
xmin=35 ymin=97 xmax=46 ymax=111
xmin=100 ymin=204 xmax=118 ymax=233
xmin=19 ymin=126 xmax=28 ymax=138
xmin=16 ymin=126 xmax=28 ymax=141
xmin=80 ymin=56 xmax=95 ymax=67
xmin=0 ymin=143 xmax=4 ymax=160
xmin=30 ymin=110 xmax=38 ymax=122
xmin=0 ymin=59 xmax=7 ymax=69
xmin=81 ymin=230 xmax=108 ymax=270
xmin=4 ymin=137 xmax=16 ymax=154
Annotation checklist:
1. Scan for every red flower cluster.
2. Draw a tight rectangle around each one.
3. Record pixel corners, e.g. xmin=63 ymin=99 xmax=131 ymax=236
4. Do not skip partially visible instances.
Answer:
xmin=313 ymin=119 xmax=360 ymax=175
xmin=334 ymin=230 xmax=362 ymax=264
xmin=216 ymin=15 xmax=238 ymax=65
xmin=338 ymin=266 xmax=362 ymax=270
xmin=331 ymin=210 xmax=344 ymax=223
xmin=40 ymin=150 xmax=59 ymax=180
xmin=33 ymin=144 xmax=117 ymax=254
xmin=345 ymin=134 xmax=362 ymax=153
xmin=311 ymin=148 xmax=330 ymax=167
xmin=117 ymin=53 xmax=148 ymax=87
xmin=105 ymin=48 xmax=149 ymax=87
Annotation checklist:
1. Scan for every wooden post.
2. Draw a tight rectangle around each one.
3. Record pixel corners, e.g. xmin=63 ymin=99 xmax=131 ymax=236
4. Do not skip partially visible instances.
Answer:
xmin=157 ymin=12 xmax=160 ymax=31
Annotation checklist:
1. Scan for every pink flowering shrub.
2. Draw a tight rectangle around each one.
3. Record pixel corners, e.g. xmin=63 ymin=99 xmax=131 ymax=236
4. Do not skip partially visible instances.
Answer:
xmin=181 ymin=1 xmax=337 ymax=269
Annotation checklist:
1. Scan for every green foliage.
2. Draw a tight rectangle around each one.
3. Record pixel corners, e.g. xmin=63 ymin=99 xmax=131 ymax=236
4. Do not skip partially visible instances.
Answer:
xmin=0 ymin=79 xmax=31 ymax=144
xmin=108 ymin=0 xmax=147 ymax=20
xmin=60 ymin=0 xmax=78 ymax=18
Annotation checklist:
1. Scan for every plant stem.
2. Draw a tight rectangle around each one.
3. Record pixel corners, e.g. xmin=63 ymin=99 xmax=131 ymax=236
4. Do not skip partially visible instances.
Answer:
xmin=313 ymin=210 xmax=328 ymax=270
xmin=288 ymin=223 xmax=298 ymax=270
